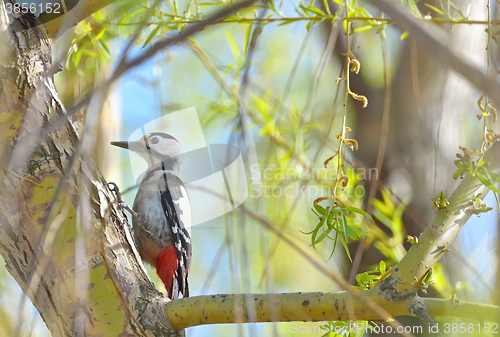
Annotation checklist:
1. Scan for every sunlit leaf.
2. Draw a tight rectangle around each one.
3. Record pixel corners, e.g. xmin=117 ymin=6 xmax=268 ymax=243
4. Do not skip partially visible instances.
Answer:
xmin=314 ymin=203 xmax=328 ymax=216
xmin=143 ymin=25 xmax=161 ymax=47
xmin=342 ymin=213 xmax=349 ymax=244
xmin=243 ymin=23 xmax=253 ymax=56
xmin=343 ymin=206 xmax=374 ymax=222
xmin=304 ymin=5 xmax=326 ymax=17
xmin=92 ymin=28 xmax=106 ymax=41
xmin=345 ymin=225 xmax=365 ymax=240
xmin=97 ymin=39 xmax=110 ymax=57
xmin=353 ymin=25 xmax=374 ymax=33
xmin=225 ymin=29 xmax=241 ymax=58
xmin=323 ymin=0 xmax=332 ymax=15
xmin=477 ymin=171 xmax=500 ymax=194
xmin=311 ymin=218 xmax=326 ymax=250
xmin=379 ymin=260 xmax=386 ymax=274
xmin=424 ymin=3 xmax=444 ymax=15
xmin=339 ymin=235 xmax=352 ymax=262
xmin=449 ymin=2 xmax=467 ymax=18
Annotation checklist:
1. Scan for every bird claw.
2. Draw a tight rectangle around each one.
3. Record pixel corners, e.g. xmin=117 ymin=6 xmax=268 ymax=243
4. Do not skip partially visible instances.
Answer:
xmin=108 ymin=182 xmax=124 ymax=203
xmin=109 ymin=182 xmax=147 ymax=224
xmin=117 ymin=201 xmax=149 ymax=227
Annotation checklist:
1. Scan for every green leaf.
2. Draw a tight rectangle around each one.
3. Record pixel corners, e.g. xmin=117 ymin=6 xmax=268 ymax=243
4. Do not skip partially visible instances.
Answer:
xmin=449 ymin=2 xmax=466 ymax=18
xmin=82 ymin=50 xmax=96 ymax=58
xmin=487 ymin=170 xmax=500 ymax=182
xmin=313 ymin=227 xmax=334 ymax=246
xmin=143 ymin=25 xmax=161 ymax=47
xmin=92 ymin=28 xmax=106 ymax=41
xmin=339 ymin=235 xmax=352 ymax=262
xmin=278 ymin=20 xmax=296 ymax=26
xmin=313 ymin=203 xmax=328 ymax=216
xmin=97 ymin=39 xmax=110 ymax=57
xmin=243 ymin=23 xmax=253 ymax=56
xmin=343 ymin=206 xmax=374 ymax=222
xmin=311 ymin=218 xmax=326 ymax=250
xmin=477 ymin=172 xmax=500 ymax=194
xmin=225 ymin=29 xmax=240 ymax=58
xmin=356 ymin=272 xmax=380 ymax=284
xmin=353 ymin=25 xmax=374 ymax=33
xmin=323 ymin=0 xmax=332 ymax=15
xmin=372 ymin=208 xmax=395 ymax=232
xmin=424 ymin=3 xmax=444 ymax=15
xmin=409 ymin=0 xmax=423 ymax=18
xmin=342 ymin=213 xmax=349 ymax=244
xmin=306 ymin=6 xmax=326 ymax=16
xmin=379 ymin=260 xmax=386 ymax=274
xmin=173 ymin=0 xmax=178 ymax=15
xmin=356 ymin=272 xmax=370 ymax=285
xmin=327 ymin=211 xmax=335 ymax=227
xmin=465 ymin=3 xmax=471 ymax=18
xmin=326 ymin=230 xmax=339 ymax=260
xmin=422 ymin=268 xmax=433 ymax=284
xmin=73 ymin=38 xmax=89 ymax=67
xmin=299 ymin=223 xmax=320 ymax=235
xmin=345 ymin=225 xmax=364 ymax=240
xmin=400 ymin=31 xmax=409 ymax=40
xmin=305 ymin=19 xmax=314 ymax=32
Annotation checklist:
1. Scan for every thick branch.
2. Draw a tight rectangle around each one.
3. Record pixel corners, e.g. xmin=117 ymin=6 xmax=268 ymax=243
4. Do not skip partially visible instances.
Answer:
xmin=422 ymin=298 xmax=500 ymax=322
xmin=166 ymin=291 xmax=406 ymax=329
xmin=379 ymin=141 xmax=500 ymax=297
xmin=165 ymin=292 xmax=500 ymax=329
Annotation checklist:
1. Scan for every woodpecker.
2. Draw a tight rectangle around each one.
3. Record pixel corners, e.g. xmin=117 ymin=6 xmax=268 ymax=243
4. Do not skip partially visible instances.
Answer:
xmin=110 ymin=133 xmax=191 ymax=300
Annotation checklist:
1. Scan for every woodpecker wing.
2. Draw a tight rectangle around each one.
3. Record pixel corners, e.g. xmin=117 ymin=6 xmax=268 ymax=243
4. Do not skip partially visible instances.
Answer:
xmin=158 ymin=170 xmax=192 ymax=299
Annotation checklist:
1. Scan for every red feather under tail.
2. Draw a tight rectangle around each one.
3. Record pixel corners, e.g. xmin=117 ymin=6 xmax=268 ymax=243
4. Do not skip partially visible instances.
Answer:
xmin=156 ymin=245 xmax=178 ymax=299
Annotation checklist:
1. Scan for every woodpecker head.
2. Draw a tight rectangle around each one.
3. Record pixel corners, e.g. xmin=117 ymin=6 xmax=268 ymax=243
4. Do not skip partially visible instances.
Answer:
xmin=111 ymin=133 xmax=183 ymax=170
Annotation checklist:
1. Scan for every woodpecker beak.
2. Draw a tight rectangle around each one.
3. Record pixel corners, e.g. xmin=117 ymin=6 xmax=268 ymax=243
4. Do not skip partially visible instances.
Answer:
xmin=110 ymin=141 xmax=130 ymax=150
xmin=111 ymin=139 xmax=149 ymax=154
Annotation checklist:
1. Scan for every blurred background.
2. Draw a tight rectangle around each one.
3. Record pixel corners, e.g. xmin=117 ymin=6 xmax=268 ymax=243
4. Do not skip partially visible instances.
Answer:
xmin=1 ymin=0 xmax=499 ymax=336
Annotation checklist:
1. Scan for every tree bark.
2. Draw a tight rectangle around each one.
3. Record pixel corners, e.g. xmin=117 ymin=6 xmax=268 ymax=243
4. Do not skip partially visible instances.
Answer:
xmin=0 ymin=2 xmax=180 ymax=336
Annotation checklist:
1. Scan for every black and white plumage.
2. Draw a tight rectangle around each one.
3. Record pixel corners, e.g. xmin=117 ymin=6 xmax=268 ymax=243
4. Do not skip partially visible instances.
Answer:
xmin=111 ymin=133 xmax=192 ymax=299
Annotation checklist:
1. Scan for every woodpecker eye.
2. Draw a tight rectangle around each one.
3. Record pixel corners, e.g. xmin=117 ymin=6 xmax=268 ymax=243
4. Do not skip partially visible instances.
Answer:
xmin=149 ymin=136 xmax=160 ymax=145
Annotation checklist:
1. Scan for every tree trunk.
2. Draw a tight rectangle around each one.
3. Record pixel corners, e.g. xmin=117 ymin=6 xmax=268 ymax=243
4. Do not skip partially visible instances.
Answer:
xmin=0 ymin=2 xmax=180 ymax=336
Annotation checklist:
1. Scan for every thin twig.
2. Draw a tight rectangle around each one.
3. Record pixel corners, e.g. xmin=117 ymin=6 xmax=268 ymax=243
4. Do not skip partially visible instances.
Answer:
xmin=98 ymin=16 xmax=500 ymax=26
xmin=409 ymin=40 xmax=424 ymax=119
xmin=237 ymin=6 xmax=268 ymax=331
xmin=348 ymin=24 xmax=392 ymax=284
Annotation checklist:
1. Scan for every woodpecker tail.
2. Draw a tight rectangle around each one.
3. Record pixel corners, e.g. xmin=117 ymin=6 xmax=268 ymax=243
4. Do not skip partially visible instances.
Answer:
xmin=156 ymin=246 xmax=178 ymax=299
